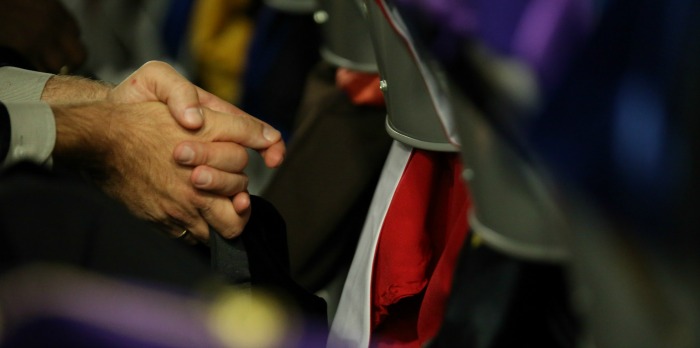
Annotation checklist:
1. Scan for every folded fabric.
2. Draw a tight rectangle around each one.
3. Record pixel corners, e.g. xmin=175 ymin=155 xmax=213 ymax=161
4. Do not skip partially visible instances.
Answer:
xmin=210 ymin=196 xmax=329 ymax=345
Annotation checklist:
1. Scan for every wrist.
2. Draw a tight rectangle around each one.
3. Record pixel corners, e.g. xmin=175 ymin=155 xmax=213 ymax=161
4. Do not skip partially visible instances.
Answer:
xmin=51 ymin=101 xmax=114 ymax=164
xmin=41 ymin=75 xmax=113 ymax=104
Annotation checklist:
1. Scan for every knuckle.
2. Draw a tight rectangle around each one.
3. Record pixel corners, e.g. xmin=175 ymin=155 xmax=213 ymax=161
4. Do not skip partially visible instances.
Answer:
xmin=239 ymin=174 xmax=249 ymax=191
xmin=164 ymin=207 xmax=191 ymax=227
xmin=219 ymin=224 xmax=244 ymax=239
xmin=237 ymin=147 xmax=250 ymax=169
xmin=222 ymin=145 xmax=248 ymax=171
xmin=189 ymin=193 xmax=211 ymax=211
xmin=224 ymin=176 xmax=245 ymax=196
xmin=172 ymin=80 xmax=192 ymax=94
xmin=223 ymin=174 xmax=248 ymax=196
xmin=229 ymin=113 xmax=250 ymax=132
xmin=142 ymin=60 xmax=164 ymax=71
xmin=189 ymin=222 xmax=210 ymax=240
xmin=198 ymin=144 xmax=212 ymax=165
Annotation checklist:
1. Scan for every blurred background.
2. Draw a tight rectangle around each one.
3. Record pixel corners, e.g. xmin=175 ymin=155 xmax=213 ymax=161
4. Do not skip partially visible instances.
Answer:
xmin=3 ymin=0 xmax=700 ymax=347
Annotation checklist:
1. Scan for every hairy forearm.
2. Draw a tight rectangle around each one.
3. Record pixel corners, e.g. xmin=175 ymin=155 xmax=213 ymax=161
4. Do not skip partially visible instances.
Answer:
xmin=51 ymin=101 xmax=113 ymax=163
xmin=41 ymin=74 xmax=113 ymax=103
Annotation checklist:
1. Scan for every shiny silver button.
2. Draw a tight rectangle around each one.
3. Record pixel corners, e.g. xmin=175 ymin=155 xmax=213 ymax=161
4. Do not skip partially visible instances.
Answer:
xmin=379 ymin=79 xmax=388 ymax=92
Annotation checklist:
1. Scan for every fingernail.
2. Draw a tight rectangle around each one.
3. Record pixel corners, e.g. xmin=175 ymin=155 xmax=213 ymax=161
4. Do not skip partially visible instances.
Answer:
xmin=176 ymin=145 xmax=195 ymax=163
xmin=195 ymin=171 xmax=212 ymax=186
xmin=263 ymin=125 xmax=280 ymax=142
xmin=184 ymin=107 xmax=203 ymax=126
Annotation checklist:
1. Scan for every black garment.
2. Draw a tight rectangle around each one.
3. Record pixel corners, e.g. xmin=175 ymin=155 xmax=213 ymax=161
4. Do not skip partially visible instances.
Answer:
xmin=0 ymin=102 xmax=10 ymax=165
xmin=0 ymin=162 xmax=214 ymax=290
xmin=0 ymin=163 xmax=327 ymax=346
xmin=211 ymin=196 xmax=329 ymax=342
xmin=429 ymin=233 xmax=578 ymax=348
xmin=262 ymin=62 xmax=392 ymax=292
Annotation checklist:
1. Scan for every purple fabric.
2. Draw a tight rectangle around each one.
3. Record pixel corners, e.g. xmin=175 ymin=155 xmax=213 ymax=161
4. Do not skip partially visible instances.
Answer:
xmin=512 ymin=0 xmax=592 ymax=89
xmin=0 ymin=268 xmax=219 ymax=347
xmin=392 ymin=0 xmax=593 ymax=90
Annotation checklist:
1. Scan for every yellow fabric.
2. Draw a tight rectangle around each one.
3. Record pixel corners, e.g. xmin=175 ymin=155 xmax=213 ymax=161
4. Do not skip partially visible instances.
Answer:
xmin=189 ymin=0 xmax=254 ymax=103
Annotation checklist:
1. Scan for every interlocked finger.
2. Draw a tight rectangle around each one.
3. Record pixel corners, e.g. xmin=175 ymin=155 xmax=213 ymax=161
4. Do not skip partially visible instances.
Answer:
xmin=191 ymin=166 xmax=249 ymax=197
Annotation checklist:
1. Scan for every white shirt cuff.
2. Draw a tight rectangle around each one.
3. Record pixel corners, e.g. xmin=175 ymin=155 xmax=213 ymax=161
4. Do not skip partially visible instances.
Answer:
xmin=0 ymin=67 xmax=54 ymax=102
xmin=2 ymin=101 xmax=55 ymax=167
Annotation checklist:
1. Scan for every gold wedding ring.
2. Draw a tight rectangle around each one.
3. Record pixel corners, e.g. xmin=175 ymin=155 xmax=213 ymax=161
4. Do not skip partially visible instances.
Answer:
xmin=176 ymin=229 xmax=189 ymax=239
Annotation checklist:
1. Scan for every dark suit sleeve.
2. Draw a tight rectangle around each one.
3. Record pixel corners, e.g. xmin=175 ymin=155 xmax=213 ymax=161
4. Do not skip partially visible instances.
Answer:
xmin=0 ymin=102 xmax=10 ymax=164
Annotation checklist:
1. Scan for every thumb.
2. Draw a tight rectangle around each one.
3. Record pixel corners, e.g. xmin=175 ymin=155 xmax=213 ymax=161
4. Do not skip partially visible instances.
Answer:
xmin=139 ymin=61 xmax=204 ymax=129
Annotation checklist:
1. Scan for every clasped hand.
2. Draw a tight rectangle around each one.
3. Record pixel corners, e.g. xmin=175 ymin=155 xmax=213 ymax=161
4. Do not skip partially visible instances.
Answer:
xmin=48 ymin=61 xmax=285 ymax=243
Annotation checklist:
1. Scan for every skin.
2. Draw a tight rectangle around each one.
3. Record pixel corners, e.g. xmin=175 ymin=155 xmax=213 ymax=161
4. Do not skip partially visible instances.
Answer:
xmin=0 ymin=0 xmax=282 ymax=242
xmin=41 ymin=61 xmax=286 ymax=243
